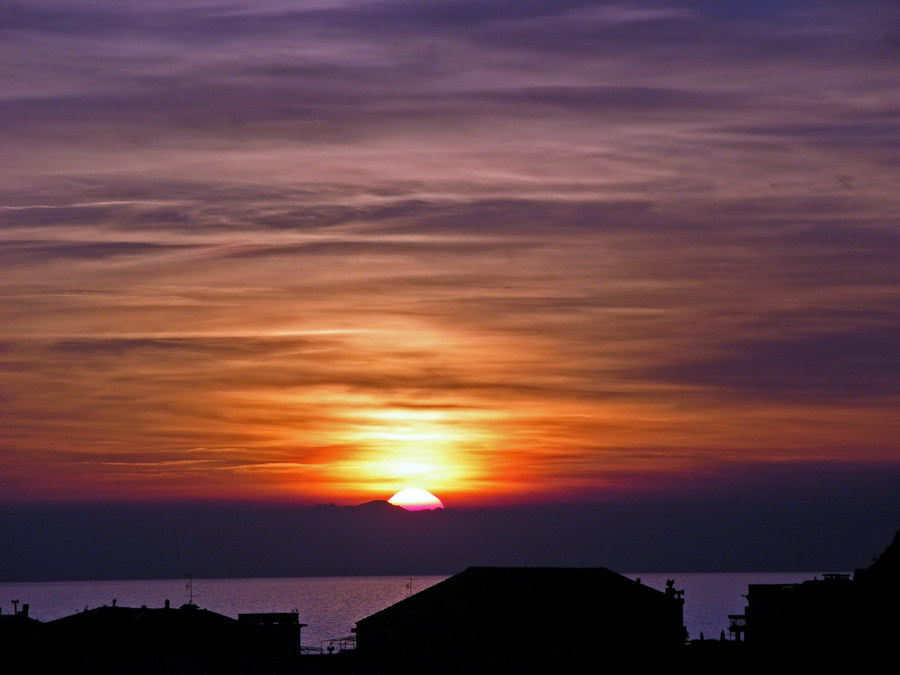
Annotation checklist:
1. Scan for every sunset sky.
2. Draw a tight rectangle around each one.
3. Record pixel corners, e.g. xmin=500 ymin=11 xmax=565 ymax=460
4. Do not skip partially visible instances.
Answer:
xmin=2 ymin=0 xmax=899 ymax=509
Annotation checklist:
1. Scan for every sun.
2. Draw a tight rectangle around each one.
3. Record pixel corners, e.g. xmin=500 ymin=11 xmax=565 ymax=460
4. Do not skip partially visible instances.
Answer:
xmin=388 ymin=488 xmax=445 ymax=511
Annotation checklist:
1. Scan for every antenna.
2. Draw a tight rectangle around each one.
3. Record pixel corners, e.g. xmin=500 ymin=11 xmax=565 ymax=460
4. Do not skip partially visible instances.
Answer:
xmin=185 ymin=573 xmax=194 ymax=605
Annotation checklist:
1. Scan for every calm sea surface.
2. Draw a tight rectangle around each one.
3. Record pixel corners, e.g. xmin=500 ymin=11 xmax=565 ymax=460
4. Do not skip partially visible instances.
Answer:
xmin=0 ymin=573 xmax=824 ymax=647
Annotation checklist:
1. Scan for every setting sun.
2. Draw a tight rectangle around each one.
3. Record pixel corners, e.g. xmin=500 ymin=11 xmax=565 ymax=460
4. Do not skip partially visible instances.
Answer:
xmin=388 ymin=488 xmax=445 ymax=511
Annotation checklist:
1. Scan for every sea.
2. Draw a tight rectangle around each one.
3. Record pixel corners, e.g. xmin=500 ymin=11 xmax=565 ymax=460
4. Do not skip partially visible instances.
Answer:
xmin=0 ymin=572 xmax=823 ymax=648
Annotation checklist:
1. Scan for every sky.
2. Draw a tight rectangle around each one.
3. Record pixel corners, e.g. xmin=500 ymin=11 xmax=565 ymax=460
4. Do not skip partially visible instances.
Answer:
xmin=2 ymin=0 xmax=900 ymax=517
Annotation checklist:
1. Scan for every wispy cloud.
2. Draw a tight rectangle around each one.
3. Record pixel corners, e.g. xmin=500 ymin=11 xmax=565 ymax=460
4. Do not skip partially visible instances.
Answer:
xmin=1 ymin=0 xmax=899 ymax=504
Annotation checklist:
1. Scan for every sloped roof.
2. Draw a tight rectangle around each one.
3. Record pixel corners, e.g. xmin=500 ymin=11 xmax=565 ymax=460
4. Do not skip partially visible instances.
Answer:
xmin=46 ymin=604 xmax=282 ymax=648
xmin=356 ymin=566 xmax=674 ymax=630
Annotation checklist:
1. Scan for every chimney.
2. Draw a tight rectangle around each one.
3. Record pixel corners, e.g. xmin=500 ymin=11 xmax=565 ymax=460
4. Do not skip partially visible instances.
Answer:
xmin=22 ymin=604 xmax=29 ymax=619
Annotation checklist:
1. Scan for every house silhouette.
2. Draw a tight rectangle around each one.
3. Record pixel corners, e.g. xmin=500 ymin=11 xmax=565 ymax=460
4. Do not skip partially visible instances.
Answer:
xmin=42 ymin=602 xmax=300 ymax=675
xmin=354 ymin=566 xmax=685 ymax=672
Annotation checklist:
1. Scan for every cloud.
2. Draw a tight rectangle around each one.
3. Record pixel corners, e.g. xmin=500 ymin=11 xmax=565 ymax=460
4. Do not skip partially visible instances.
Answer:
xmin=648 ymin=324 xmax=900 ymax=402
xmin=1 ymin=1 xmax=899 ymax=505
xmin=1 ymin=240 xmax=195 ymax=264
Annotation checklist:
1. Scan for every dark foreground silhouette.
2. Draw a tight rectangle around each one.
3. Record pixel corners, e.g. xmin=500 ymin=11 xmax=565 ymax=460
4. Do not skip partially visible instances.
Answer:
xmin=2 ymin=529 xmax=899 ymax=673
xmin=354 ymin=566 xmax=685 ymax=673
xmin=730 ymin=528 xmax=900 ymax=667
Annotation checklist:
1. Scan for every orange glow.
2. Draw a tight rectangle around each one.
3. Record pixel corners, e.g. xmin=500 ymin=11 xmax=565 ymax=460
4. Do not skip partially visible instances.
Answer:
xmin=323 ymin=404 xmax=494 ymax=501
xmin=2 ymin=3 xmax=900 ymax=508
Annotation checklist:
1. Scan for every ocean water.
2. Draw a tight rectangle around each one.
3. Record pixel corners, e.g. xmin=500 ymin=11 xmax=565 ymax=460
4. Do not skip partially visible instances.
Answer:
xmin=0 ymin=572 xmax=823 ymax=647
xmin=0 ymin=576 xmax=445 ymax=648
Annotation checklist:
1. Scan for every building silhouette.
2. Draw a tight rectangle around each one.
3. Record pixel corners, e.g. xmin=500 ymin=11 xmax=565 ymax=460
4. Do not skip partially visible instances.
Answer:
xmin=354 ymin=566 xmax=685 ymax=672
xmin=728 ymin=529 xmax=900 ymax=663
xmin=41 ymin=602 xmax=301 ymax=675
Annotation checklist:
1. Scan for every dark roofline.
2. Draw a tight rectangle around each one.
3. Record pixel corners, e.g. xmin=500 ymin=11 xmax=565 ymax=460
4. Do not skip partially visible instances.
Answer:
xmin=355 ymin=565 xmax=671 ymax=627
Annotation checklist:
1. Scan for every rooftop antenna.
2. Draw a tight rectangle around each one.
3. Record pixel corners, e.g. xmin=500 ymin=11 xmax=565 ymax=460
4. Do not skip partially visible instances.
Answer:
xmin=185 ymin=573 xmax=195 ymax=605
xmin=11 ymin=599 xmax=19 ymax=615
